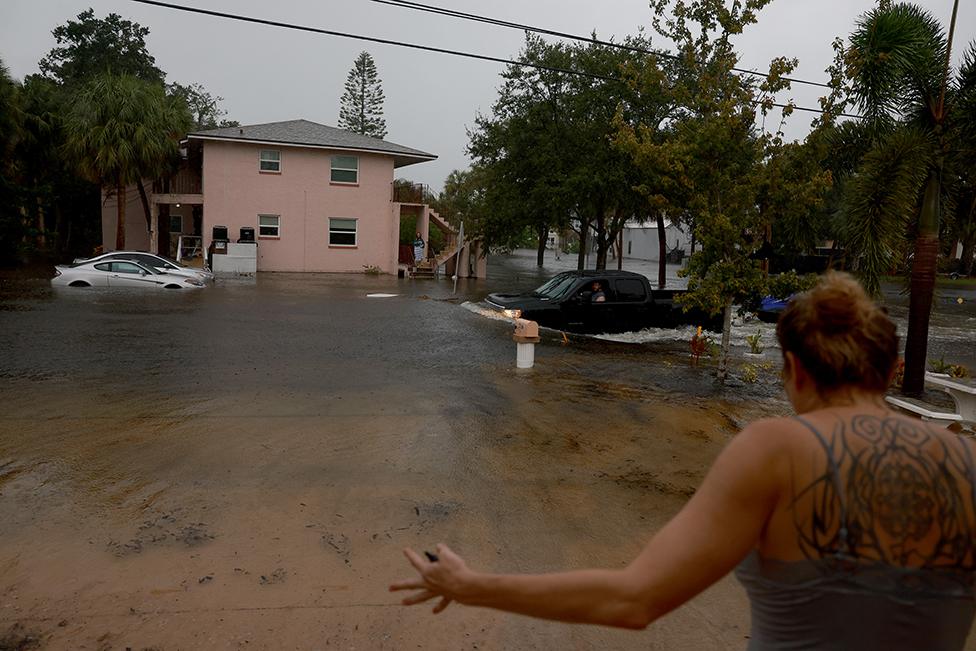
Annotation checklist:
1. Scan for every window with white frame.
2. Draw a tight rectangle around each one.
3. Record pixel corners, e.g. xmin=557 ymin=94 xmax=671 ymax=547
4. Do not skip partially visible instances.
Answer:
xmin=258 ymin=214 xmax=280 ymax=238
xmin=169 ymin=215 xmax=183 ymax=233
xmin=329 ymin=218 xmax=357 ymax=246
xmin=259 ymin=149 xmax=281 ymax=172
xmin=330 ymin=155 xmax=358 ymax=183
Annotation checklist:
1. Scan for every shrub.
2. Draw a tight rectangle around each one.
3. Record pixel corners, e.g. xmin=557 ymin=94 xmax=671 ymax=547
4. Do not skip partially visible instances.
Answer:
xmin=746 ymin=329 xmax=764 ymax=354
xmin=891 ymin=358 xmax=905 ymax=389
xmin=740 ymin=363 xmax=759 ymax=383
xmin=930 ymin=355 xmax=970 ymax=379
xmin=768 ymin=270 xmax=819 ymax=300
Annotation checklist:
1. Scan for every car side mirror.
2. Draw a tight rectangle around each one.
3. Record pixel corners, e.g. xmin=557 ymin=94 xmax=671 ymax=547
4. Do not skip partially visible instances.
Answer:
xmin=140 ymin=270 xmax=148 ymax=276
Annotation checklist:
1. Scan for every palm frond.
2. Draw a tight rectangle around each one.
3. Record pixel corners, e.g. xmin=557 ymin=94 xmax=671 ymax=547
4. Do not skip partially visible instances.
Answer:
xmin=847 ymin=3 xmax=946 ymax=126
xmin=842 ymin=126 xmax=934 ymax=295
xmin=63 ymin=72 xmax=187 ymax=185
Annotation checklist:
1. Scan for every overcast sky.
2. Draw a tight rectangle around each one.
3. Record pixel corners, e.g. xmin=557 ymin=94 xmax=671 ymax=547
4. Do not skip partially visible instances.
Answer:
xmin=1 ymin=0 xmax=973 ymax=190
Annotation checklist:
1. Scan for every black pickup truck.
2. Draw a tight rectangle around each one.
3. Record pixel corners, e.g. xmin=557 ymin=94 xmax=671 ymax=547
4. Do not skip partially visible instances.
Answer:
xmin=486 ymin=270 xmax=720 ymax=335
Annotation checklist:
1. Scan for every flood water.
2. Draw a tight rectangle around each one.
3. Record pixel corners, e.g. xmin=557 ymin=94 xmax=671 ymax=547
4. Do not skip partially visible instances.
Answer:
xmin=0 ymin=251 xmax=974 ymax=649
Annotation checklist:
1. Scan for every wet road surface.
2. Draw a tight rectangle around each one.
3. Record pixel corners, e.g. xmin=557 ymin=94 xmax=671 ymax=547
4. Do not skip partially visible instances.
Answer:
xmin=0 ymin=252 xmax=973 ymax=649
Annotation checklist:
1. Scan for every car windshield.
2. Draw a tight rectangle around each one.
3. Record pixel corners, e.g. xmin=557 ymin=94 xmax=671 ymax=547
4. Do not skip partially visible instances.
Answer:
xmin=534 ymin=274 xmax=578 ymax=299
xmin=155 ymin=254 xmax=185 ymax=268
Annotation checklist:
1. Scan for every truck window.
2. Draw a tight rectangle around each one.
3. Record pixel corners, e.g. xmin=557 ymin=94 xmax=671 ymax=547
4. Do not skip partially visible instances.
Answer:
xmin=535 ymin=274 xmax=568 ymax=295
xmin=614 ymin=278 xmax=647 ymax=302
xmin=536 ymin=274 xmax=578 ymax=299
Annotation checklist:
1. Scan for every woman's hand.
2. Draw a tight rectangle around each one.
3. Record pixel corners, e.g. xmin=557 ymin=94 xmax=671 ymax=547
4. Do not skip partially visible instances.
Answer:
xmin=389 ymin=543 xmax=476 ymax=614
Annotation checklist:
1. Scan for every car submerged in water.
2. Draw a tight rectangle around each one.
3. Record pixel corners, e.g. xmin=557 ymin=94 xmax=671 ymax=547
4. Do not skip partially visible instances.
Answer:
xmin=52 ymin=259 xmax=207 ymax=290
xmin=73 ymin=251 xmax=214 ymax=283
xmin=486 ymin=270 xmax=721 ymax=335
xmin=756 ymin=295 xmax=791 ymax=323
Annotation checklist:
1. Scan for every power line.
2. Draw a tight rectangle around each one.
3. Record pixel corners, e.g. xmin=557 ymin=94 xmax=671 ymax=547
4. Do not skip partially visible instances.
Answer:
xmin=369 ymin=0 xmax=833 ymax=90
xmin=131 ymin=0 xmax=614 ymax=82
xmin=131 ymin=0 xmax=859 ymax=118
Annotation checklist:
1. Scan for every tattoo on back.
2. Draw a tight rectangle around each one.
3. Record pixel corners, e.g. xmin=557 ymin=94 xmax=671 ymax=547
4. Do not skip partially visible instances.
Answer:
xmin=792 ymin=414 xmax=976 ymax=571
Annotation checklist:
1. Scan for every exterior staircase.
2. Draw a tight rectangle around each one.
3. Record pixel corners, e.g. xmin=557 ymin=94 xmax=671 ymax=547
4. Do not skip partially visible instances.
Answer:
xmin=410 ymin=260 xmax=437 ymax=279
xmin=401 ymin=205 xmax=481 ymax=279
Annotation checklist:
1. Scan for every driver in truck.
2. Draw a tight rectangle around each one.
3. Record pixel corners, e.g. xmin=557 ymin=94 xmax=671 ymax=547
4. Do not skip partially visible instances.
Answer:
xmin=590 ymin=281 xmax=606 ymax=303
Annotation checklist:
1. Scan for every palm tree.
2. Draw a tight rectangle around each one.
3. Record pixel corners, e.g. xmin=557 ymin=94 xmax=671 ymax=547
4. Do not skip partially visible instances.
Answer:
xmin=64 ymin=73 xmax=187 ymax=251
xmin=841 ymin=0 xmax=974 ymax=396
xmin=0 ymin=60 xmax=26 ymax=264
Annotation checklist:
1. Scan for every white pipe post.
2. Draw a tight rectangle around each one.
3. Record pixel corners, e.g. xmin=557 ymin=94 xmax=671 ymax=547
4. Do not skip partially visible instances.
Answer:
xmin=512 ymin=318 xmax=541 ymax=369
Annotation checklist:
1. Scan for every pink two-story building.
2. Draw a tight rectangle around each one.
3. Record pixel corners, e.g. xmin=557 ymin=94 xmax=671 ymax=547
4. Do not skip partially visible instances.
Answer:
xmin=101 ymin=119 xmax=484 ymax=276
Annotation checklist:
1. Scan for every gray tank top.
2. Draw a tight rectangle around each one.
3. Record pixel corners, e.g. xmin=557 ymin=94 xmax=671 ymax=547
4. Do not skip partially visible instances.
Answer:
xmin=734 ymin=416 xmax=976 ymax=651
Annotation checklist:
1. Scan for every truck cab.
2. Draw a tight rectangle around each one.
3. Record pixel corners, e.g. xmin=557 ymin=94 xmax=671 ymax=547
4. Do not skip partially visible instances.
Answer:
xmin=487 ymin=270 xmax=698 ymax=335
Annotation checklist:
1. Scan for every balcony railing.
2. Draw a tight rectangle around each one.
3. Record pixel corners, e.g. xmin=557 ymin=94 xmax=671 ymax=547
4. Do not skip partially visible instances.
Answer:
xmin=392 ymin=181 xmax=430 ymax=204
xmin=153 ymin=167 xmax=202 ymax=195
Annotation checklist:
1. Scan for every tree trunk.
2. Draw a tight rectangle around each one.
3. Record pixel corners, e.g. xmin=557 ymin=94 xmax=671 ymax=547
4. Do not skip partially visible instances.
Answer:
xmin=657 ymin=212 xmax=667 ymax=289
xmin=536 ymin=224 xmax=548 ymax=267
xmin=65 ymin=210 xmax=72 ymax=253
xmin=761 ymin=224 xmax=772 ymax=275
xmin=136 ymin=180 xmax=153 ymax=234
xmin=617 ymin=229 xmax=623 ymax=271
xmin=159 ymin=203 xmax=172 ymax=258
xmin=596 ymin=239 xmax=609 ymax=270
xmin=35 ymin=198 xmax=47 ymax=251
xmin=592 ymin=202 xmax=608 ymax=270
xmin=594 ymin=209 xmax=609 ymax=270
xmin=54 ymin=202 xmax=64 ymax=257
xmin=577 ymin=218 xmax=588 ymax=270
xmin=716 ymin=299 xmax=734 ymax=383
xmin=115 ymin=181 xmax=126 ymax=251
xmin=902 ymin=171 xmax=941 ymax=396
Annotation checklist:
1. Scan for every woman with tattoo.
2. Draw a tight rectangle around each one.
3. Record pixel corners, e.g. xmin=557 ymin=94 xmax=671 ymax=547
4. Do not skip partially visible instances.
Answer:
xmin=391 ymin=272 xmax=976 ymax=650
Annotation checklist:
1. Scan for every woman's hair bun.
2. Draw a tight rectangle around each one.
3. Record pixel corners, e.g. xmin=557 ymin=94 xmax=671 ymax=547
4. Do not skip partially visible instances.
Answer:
xmin=776 ymin=272 xmax=898 ymax=393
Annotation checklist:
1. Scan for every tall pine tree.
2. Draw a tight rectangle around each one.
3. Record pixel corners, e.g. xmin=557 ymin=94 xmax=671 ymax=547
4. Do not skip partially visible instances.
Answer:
xmin=338 ymin=52 xmax=387 ymax=139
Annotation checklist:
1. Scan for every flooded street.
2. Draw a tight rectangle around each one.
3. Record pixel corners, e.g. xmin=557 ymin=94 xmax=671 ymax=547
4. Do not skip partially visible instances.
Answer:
xmin=1 ymin=252 xmax=974 ymax=649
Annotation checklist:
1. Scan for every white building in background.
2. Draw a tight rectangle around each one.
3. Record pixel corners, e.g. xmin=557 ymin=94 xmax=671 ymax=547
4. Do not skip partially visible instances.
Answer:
xmin=621 ymin=219 xmax=691 ymax=262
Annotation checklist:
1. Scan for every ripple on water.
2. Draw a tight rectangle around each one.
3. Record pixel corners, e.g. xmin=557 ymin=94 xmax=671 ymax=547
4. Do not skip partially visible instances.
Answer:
xmin=462 ymin=300 xmax=783 ymax=349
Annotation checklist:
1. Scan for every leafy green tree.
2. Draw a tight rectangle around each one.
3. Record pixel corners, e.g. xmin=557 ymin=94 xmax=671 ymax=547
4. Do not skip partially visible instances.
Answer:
xmin=470 ymin=34 xmax=664 ymax=269
xmin=7 ymin=9 xmax=227 ymax=264
xmin=0 ymin=59 xmax=25 ymax=265
xmin=338 ymin=52 xmax=387 ymax=139
xmin=1 ymin=66 xmax=106 ymax=264
xmin=468 ymin=36 xmax=576 ymax=265
xmin=757 ymin=127 xmax=834 ymax=268
xmin=567 ymin=36 xmax=666 ymax=271
xmin=620 ymin=0 xmax=831 ymax=381
xmin=945 ymin=45 xmax=976 ymax=276
xmin=615 ymin=45 xmax=699 ymax=286
xmin=432 ymin=168 xmax=485 ymax=228
xmin=840 ymin=0 xmax=974 ymax=395
xmin=38 ymin=8 xmax=164 ymax=87
xmin=167 ymin=82 xmax=238 ymax=130
xmin=65 ymin=73 xmax=189 ymax=250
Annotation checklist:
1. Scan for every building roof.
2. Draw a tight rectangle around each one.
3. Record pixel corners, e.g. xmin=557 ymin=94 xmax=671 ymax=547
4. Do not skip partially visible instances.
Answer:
xmin=187 ymin=119 xmax=437 ymax=168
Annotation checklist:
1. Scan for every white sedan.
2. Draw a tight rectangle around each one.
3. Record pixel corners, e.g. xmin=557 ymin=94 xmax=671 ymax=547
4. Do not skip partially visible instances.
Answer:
xmin=73 ymin=251 xmax=214 ymax=283
xmin=52 ymin=259 xmax=206 ymax=289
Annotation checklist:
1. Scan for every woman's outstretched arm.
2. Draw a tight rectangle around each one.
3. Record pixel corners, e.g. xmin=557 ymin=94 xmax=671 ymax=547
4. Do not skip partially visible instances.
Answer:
xmin=390 ymin=420 xmax=787 ymax=628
